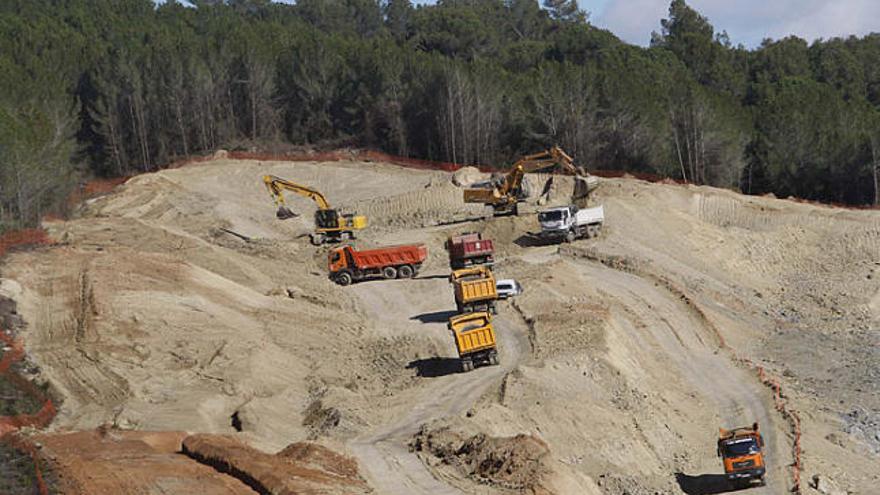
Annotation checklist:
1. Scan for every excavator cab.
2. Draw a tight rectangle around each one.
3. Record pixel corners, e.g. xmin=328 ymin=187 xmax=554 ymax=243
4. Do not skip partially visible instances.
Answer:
xmin=315 ymin=209 xmax=340 ymax=230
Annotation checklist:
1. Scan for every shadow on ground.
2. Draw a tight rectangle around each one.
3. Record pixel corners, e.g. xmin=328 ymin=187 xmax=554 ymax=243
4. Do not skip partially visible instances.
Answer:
xmin=513 ymin=233 xmax=549 ymax=248
xmin=410 ymin=310 xmax=458 ymax=324
xmin=406 ymin=357 xmax=461 ymax=378
xmin=675 ymin=473 xmax=748 ymax=495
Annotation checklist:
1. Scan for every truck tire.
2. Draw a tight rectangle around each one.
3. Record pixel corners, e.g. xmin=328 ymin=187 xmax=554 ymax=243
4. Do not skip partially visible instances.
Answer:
xmin=461 ymin=358 xmax=474 ymax=372
xmin=335 ymin=272 xmax=353 ymax=286
xmin=587 ymin=225 xmax=599 ymax=238
xmin=398 ymin=265 xmax=414 ymax=278
xmin=565 ymin=230 xmax=576 ymax=243
xmin=383 ymin=266 xmax=398 ymax=279
xmin=489 ymin=351 xmax=499 ymax=366
xmin=310 ymin=233 xmax=324 ymax=246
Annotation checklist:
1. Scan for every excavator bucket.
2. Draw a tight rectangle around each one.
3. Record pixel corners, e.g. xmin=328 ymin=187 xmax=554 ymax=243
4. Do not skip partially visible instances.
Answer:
xmin=276 ymin=206 xmax=299 ymax=220
xmin=572 ymin=174 xmax=598 ymax=201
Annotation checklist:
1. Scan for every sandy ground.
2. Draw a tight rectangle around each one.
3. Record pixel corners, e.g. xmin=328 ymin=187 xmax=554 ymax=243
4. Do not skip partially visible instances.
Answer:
xmin=1 ymin=158 xmax=878 ymax=494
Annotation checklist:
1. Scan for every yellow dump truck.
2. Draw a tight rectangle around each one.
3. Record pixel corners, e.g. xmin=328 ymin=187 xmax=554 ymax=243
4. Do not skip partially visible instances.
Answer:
xmin=450 ymin=266 xmax=498 ymax=314
xmin=447 ymin=312 xmax=499 ymax=372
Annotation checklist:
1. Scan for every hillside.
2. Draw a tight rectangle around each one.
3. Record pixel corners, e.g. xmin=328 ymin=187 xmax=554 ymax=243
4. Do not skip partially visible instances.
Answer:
xmin=1 ymin=156 xmax=877 ymax=494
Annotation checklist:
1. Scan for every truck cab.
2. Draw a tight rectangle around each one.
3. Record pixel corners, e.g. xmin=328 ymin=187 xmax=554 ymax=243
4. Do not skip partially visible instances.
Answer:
xmin=538 ymin=204 xmax=604 ymax=243
xmin=537 ymin=206 xmax=575 ymax=235
xmin=328 ymin=246 xmax=351 ymax=274
xmin=718 ymin=423 xmax=766 ymax=488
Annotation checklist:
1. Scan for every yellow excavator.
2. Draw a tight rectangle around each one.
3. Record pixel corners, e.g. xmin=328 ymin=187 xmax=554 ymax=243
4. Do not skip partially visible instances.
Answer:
xmin=463 ymin=146 xmax=597 ymax=216
xmin=262 ymin=175 xmax=367 ymax=246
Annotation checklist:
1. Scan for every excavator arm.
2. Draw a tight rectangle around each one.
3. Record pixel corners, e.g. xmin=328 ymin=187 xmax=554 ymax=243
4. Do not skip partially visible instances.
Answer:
xmin=261 ymin=174 xmax=367 ymax=244
xmin=262 ymin=175 xmax=332 ymax=219
xmin=465 ymin=146 xmax=594 ymax=214
xmin=503 ymin=146 xmax=586 ymax=194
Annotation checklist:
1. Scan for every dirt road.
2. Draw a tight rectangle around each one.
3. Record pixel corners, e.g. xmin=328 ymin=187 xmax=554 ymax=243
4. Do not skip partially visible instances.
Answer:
xmin=570 ymin=258 xmax=787 ymax=494
xmin=348 ymin=263 xmax=529 ymax=495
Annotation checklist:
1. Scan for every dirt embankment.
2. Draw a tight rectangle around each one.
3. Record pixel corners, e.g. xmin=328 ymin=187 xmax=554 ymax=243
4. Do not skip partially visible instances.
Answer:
xmin=182 ymin=434 xmax=370 ymax=494
xmin=33 ymin=428 xmax=369 ymax=495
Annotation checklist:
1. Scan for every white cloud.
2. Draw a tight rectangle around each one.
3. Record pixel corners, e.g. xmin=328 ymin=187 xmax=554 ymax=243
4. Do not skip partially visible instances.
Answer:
xmin=592 ymin=0 xmax=880 ymax=47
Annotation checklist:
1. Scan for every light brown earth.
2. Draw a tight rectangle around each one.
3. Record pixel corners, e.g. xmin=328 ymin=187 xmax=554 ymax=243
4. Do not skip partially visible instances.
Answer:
xmin=1 ymin=157 xmax=878 ymax=494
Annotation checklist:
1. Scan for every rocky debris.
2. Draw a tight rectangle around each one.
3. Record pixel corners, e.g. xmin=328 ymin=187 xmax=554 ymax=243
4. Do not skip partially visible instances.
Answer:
xmin=411 ymin=426 xmax=551 ymax=491
xmin=812 ymin=474 xmax=847 ymax=495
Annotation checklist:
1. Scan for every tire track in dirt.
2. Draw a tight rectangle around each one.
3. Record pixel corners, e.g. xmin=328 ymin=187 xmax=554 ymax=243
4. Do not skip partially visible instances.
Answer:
xmin=564 ymin=254 xmax=789 ymax=494
xmin=347 ymin=269 xmax=529 ymax=495
xmin=350 ymin=316 xmax=526 ymax=495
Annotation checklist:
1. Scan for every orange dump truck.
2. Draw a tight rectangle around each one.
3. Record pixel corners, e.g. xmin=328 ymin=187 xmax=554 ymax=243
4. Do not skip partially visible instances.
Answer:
xmin=328 ymin=244 xmax=427 ymax=286
xmin=717 ymin=422 xmax=767 ymax=488
xmin=450 ymin=266 xmax=498 ymax=314
xmin=447 ymin=312 xmax=499 ymax=372
xmin=445 ymin=232 xmax=495 ymax=269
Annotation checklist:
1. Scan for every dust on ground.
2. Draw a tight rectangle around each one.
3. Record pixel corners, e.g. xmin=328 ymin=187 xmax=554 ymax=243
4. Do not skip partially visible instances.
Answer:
xmin=0 ymin=157 xmax=877 ymax=494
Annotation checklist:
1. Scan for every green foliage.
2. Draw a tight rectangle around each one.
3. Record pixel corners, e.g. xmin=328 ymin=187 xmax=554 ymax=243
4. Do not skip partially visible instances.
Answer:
xmin=1 ymin=0 xmax=879 ymax=230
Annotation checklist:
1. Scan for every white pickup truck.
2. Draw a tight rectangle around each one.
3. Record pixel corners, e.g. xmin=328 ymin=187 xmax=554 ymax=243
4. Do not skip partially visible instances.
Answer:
xmin=537 ymin=205 xmax=604 ymax=243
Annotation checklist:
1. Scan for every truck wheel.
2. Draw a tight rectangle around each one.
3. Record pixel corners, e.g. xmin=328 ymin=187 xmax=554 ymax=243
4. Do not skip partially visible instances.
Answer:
xmin=310 ymin=233 xmax=324 ymax=246
xmin=489 ymin=351 xmax=499 ymax=366
xmin=398 ymin=265 xmax=414 ymax=278
xmin=335 ymin=272 xmax=353 ymax=286
xmin=383 ymin=266 xmax=398 ymax=279
xmin=588 ymin=225 xmax=599 ymax=238
xmin=565 ymin=230 xmax=576 ymax=243
xmin=461 ymin=358 xmax=474 ymax=372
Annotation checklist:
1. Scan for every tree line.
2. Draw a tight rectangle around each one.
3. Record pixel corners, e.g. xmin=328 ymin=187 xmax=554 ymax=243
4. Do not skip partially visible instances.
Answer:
xmin=1 ymin=0 xmax=879 ymax=231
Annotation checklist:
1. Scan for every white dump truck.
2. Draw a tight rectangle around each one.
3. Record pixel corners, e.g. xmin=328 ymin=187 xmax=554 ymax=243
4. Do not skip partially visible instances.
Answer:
xmin=537 ymin=204 xmax=604 ymax=243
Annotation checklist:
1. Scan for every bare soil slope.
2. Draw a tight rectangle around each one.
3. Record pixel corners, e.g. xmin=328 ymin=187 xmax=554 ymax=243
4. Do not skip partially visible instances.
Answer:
xmin=1 ymin=158 xmax=876 ymax=494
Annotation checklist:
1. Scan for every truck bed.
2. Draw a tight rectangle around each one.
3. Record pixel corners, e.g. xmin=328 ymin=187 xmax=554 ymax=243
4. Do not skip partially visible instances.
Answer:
xmin=349 ymin=244 xmax=427 ymax=270
xmin=574 ymin=205 xmax=604 ymax=225
xmin=454 ymin=277 xmax=497 ymax=304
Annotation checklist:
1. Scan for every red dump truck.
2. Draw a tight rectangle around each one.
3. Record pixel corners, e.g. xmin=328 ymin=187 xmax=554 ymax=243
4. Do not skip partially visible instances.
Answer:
xmin=328 ymin=244 xmax=427 ymax=286
xmin=445 ymin=232 xmax=495 ymax=269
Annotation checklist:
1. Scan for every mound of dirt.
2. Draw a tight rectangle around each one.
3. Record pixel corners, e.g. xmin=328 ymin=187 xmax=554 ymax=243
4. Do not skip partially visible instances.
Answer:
xmin=451 ymin=166 xmax=486 ymax=187
xmin=411 ymin=426 xmax=551 ymax=491
xmin=181 ymin=434 xmax=370 ymax=494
